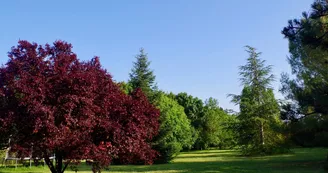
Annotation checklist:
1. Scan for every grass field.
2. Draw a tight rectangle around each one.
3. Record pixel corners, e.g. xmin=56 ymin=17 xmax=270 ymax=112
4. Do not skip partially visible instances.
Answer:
xmin=0 ymin=148 xmax=327 ymax=173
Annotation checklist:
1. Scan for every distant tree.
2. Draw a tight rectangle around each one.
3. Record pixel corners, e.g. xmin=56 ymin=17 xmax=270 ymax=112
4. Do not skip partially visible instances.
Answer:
xmin=174 ymin=93 xmax=204 ymax=149
xmin=129 ymin=48 xmax=157 ymax=101
xmin=229 ymin=46 xmax=283 ymax=155
xmin=200 ymin=98 xmax=235 ymax=149
xmin=117 ymin=81 xmax=133 ymax=95
xmin=174 ymin=93 xmax=204 ymax=128
xmin=152 ymin=93 xmax=193 ymax=163
xmin=0 ymin=41 xmax=160 ymax=173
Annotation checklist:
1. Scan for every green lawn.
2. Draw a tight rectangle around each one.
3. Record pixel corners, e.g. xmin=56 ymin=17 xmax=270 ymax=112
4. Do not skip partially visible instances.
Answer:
xmin=0 ymin=148 xmax=327 ymax=173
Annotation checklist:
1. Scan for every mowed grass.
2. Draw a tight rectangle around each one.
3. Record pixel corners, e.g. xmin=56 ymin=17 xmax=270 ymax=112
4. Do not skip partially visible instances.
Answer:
xmin=0 ymin=148 xmax=327 ymax=173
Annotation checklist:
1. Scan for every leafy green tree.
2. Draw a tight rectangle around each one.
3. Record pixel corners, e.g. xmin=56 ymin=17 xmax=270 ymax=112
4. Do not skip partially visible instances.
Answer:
xmin=200 ymin=98 xmax=237 ymax=149
xmin=174 ymin=93 xmax=204 ymax=149
xmin=174 ymin=93 xmax=204 ymax=128
xmin=117 ymin=81 xmax=133 ymax=95
xmin=129 ymin=48 xmax=157 ymax=101
xmin=230 ymin=46 xmax=283 ymax=155
xmin=153 ymin=93 xmax=193 ymax=163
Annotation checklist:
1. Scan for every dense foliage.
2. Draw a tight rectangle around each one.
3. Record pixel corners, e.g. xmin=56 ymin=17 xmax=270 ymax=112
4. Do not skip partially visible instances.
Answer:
xmin=168 ymin=93 xmax=236 ymax=150
xmin=0 ymin=41 xmax=160 ymax=173
xmin=281 ymin=0 xmax=328 ymax=116
xmin=200 ymin=98 xmax=237 ymax=149
xmin=173 ymin=93 xmax=204 ymax=149
xmin=152 ymin=93 xmax=193 ymax=163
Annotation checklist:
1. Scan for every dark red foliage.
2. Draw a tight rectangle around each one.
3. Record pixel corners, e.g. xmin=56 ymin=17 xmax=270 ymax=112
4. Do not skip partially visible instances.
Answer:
xmin=0 ymin=41 xmax=160 ymax=173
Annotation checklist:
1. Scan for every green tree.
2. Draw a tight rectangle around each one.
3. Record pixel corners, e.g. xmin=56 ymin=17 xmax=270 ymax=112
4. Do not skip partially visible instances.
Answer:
xmin=117 ymin=81 xmax=133 ymax=95
xmin=200 ymin=98 xmax=237 ymax=149
xmin=153 ymin=93 xmax=193 ymax=163
xmin=174 ymin=93 xmax=204 ymax=128
xmin=174 ymin=93 xmax=204 ymax=149
xmin=129 ymin=48 xmax=157 ymax=101
xmin=229 ymin=46 xmax=283 ymax=155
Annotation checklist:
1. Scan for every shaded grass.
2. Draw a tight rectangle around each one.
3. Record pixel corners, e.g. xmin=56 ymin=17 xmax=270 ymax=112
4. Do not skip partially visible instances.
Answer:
xmin=0 ymin=148 xmax=326 ymax=173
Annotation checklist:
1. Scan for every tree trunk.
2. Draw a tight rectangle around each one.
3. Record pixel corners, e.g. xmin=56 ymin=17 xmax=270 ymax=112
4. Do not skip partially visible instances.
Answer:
xmin=92 ymin=162 xmax=102 ymax=173
xmin=44 ymin=151 xmax=68 ymax=173
xmin=55 ymin=152 xmax=63 ymax=173
xmin=44 ymin=153 xmax=57 ymax=173
xmin=260 ymin=122 xmax=265 ymax=145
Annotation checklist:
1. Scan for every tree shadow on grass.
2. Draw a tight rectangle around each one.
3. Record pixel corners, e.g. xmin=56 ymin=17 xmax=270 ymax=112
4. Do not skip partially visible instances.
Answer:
xmin=108 ymin=159 xmax=325 ymax=173
xmin=177 ymin=153 xmax=239 ymax=159
xmin=69 ymin=154 xmax=325 ymax=173
xmin=0 ymin=149 xmax=326 ymax=173
xmin=182 ymin=150 xmax=239 ymax=154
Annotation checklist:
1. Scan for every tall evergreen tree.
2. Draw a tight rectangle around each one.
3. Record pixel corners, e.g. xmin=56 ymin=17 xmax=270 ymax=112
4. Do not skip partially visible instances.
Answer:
xmin=281 ymin=0 xmax=328 ymax=115
xmin=129 ymin=48 xmax=157 ymax=101
xmin=229 ymin=46 xmax=282 ymax=155
xmin=239 ymin=46 xmax=275 ymax=145
xmin=282 ymin=1 xmax=328 ymax=168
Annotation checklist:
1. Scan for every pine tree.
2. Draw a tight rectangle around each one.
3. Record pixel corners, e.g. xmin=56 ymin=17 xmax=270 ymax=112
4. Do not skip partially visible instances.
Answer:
xmin=129 ymin=48 xmax=157 ymax=101
xmin=239 ymin=46 xmax=275 ymax=145
xmin=229 ymin=46 xmax=282 ymax=155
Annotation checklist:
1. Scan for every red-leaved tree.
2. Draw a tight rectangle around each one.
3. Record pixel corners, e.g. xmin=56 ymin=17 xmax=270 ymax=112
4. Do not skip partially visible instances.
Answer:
xmin=0 ymin=41 xmax=159 ymax=173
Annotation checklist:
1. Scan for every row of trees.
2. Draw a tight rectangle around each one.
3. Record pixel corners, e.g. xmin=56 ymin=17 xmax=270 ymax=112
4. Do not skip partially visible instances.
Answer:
xmin=119 ymin=48 xmax=237 ymax=163
xmin=0 ymin=42 xmax=237 ymax=173
xmin=122 ymin=44 xmax=289 ymax=159
xmin=1 ymin=1 xmax=328 ymax=172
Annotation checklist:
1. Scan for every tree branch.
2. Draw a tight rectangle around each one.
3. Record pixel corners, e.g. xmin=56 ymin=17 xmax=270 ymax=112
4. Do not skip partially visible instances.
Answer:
xmin=61 ymin=160 xmax=71 ymax=173
xmin=44 ymin=152 xmax=56 ymax=173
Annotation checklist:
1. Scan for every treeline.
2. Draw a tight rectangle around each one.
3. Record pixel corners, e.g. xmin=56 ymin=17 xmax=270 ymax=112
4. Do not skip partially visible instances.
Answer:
xmin=116 ymin=48 xmax=237 ymax=163
xmin=0 ymin=1 xmax=328 ymax=173
xmin=117 ymin=0 xmax=328 ymax=161
xmin=117 ymin=45 xmax=285 ymax=161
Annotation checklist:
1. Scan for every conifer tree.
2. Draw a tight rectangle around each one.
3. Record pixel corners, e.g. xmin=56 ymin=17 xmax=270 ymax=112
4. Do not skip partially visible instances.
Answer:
xmin=129 ymin=48 xmax=157 ymax=101
xmin=229 ymin=46 xmax=282 ymax=155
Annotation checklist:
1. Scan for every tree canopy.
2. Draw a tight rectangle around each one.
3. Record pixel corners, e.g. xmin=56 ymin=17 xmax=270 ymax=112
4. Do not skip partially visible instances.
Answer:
xmin=281 ymin=0 xmax=328 ymax=115
xmin=0 ymin=41 xmax=160 ymax=173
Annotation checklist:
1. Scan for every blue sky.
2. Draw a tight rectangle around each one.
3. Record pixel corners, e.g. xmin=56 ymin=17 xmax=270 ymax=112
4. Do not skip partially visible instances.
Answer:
xmin=0 ymin=0 xmax=313 ymax=111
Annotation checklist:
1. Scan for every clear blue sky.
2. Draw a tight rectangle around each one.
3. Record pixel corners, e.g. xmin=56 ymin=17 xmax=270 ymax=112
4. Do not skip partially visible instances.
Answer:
xmin=0 ymin=0 xmax=313 ymax=111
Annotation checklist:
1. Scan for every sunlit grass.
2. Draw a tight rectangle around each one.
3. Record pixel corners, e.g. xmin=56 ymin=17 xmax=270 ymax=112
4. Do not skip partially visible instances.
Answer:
xmin=0 ymin=148 xmax=327 ymax=173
